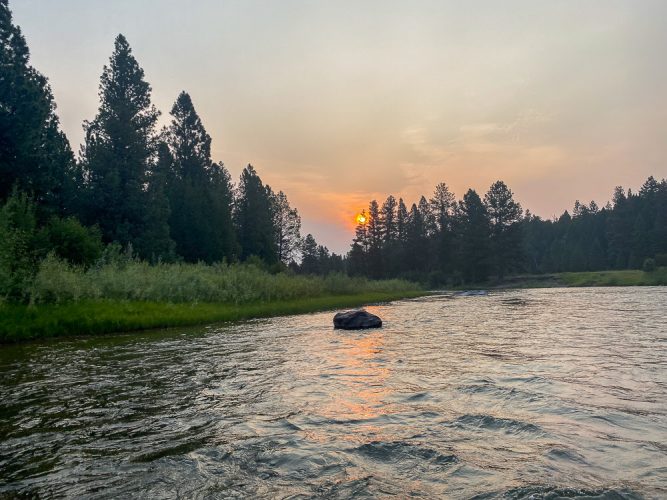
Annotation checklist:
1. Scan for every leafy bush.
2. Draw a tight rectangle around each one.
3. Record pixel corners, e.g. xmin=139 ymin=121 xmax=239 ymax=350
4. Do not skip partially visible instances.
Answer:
xmin=642 ymin=258 xmax=656 ymax=273
xmin=36 ymin=217 xmax=103 ymax=266
xmin=0 ymin=190 xmax=39 ymax=301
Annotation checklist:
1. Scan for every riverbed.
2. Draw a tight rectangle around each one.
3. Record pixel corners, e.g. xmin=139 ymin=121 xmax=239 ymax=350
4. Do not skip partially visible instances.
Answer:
xmin=1 ymin=287 xmax=665 ymax=498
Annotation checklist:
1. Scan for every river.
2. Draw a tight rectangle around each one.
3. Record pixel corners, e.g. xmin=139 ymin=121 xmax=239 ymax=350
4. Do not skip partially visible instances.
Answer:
xmin=1 ymin=287 xmax=665 ymax=498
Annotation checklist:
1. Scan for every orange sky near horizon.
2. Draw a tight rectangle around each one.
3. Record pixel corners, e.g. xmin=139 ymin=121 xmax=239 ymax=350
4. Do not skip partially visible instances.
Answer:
xmin=12 ymin=0 xmax=667 ymax=253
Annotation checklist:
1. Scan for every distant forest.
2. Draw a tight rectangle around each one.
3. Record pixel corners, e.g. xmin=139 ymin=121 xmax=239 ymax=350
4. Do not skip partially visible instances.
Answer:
xmin=348 ymin=178 xmax=667 ymax=284
xmin=1 ymin=0 xmax=666 ymax=291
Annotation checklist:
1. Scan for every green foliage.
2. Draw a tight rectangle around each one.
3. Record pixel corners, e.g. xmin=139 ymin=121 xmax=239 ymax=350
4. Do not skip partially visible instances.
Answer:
xmin=36 ymin=217 xmax=103 ymax=266
xmin=0 ymin=0 xmax=77 ymax=217
xmin=351 ymin=175 xmax=667 ymax=285
xmin=167 ymin=92 xmax=236 ymax=263
xmin=484 ymin=180 xmax=523 ymax=279
xmin=642 ymin=258 xmax=656 ymax=273
xmin=456 ymin=189 xmax=491 ymax=283
xmin=271 ymin=190 xmax=301 ymax=265
xmin=0 ymin=190 xmax=38 ymax=300
xmin=81 ymin=34 xmax=159 ymax=248
xmin=561 ymin=268 xmax=667 ymax=287
xmin=27 ymin=256 xmax=419 ymax=305
xmin=0 ymin=289 xmax=425 ymax=343
xmin=235 ymin=165 xmax=276 ymax=263
xmin=136 ymin=141 xmax=176 ymax=261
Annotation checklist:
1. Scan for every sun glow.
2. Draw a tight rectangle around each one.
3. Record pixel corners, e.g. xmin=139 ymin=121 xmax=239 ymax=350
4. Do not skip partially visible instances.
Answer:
xmin=356 ymin=213 xmax=367 ymax=225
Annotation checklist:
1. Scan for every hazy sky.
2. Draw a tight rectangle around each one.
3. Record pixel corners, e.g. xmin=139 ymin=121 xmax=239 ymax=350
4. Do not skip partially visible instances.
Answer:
xmin=12 ymin=0 xmax=667 ymax=252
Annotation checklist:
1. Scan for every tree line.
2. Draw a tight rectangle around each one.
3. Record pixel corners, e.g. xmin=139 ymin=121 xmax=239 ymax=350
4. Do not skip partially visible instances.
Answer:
xmin=1 ymin=1 xmax=335 ymax=289
xmin=2 ymin=0 xmax=665 ymax=293
xmin=348 ymin=177 xmax=667 ymax=284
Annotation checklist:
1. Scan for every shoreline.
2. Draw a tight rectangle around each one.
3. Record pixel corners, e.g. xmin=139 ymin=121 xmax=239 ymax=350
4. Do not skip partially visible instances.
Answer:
xmin=2 ymin=268 xmax=665 ymax=344
xmin=0 ymin=291 xmax=427 ymax=343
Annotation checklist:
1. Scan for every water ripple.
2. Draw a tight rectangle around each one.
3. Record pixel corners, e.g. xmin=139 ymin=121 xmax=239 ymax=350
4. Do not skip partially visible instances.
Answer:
xmin=1 ymin=287 xmax=666 ymax=498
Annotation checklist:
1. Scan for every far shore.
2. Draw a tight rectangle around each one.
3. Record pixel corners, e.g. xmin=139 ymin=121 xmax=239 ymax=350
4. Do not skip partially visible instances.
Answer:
xmin=472 ymin=267 xmax=667 ymax=289
xmin=0 ymin=291 xmax=426 ymax=344
xmin=1 ymin=268 xmax=665 ymax=344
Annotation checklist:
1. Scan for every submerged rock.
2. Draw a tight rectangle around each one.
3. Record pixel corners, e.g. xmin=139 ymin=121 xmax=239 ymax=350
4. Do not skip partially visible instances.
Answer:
xmin=333 ymin=310 xmax=382 ymax=330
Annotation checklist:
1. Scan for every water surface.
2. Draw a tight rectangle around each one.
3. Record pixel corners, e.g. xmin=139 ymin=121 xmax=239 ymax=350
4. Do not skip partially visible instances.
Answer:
xmin=1 ymin=287 xmax=666 ymax=498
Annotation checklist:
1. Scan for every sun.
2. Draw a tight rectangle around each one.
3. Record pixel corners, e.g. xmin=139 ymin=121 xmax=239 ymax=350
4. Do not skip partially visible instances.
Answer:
xmin=356 ymin=213 xmax=367 ymax=225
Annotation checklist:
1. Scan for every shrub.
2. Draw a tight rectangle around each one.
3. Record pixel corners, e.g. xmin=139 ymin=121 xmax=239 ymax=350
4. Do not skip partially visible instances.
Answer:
xmin=642 ymin=258 xmax=656 ymax=273
xmin=0 ymin=190 xmax=39 ymax=301
xmin=37 ymin=217 xmax=103 ymax=266
xmin=27 ymin=259 xmax=419 ymax=305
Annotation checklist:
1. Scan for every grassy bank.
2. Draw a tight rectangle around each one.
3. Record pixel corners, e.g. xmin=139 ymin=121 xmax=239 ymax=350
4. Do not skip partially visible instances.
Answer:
xmin=461 ymin=267 xmax=667 ymax=289
xmin=0 ymin=291 xmax=425 ymax=343
xmin=0 ymin=255 xmax=424 ymax=342
xmin=560 ymin=267 xmax=667 ymax=287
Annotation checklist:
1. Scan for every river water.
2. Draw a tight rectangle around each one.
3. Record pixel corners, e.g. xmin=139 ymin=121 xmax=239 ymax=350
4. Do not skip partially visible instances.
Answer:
xmin=1 ymin=288 xmax=666 ymax=499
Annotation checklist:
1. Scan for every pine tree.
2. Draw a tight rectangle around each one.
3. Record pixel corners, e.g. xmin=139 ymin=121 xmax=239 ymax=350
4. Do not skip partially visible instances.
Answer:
xmin=430 ymin=182 xmax=455 ymax=274
xmin=396 ymin=198 xmax=408 ymax=243
xmin=365 ymin=200 xmax=383 ymax=277
xmin=347 ymin=210 xmax=368 ymax=275
xmin=82 ymin=34 xmax=159 ymax=248
xmin=456 ymin=189 xmax=491 ymax=283
xmin=300 ymin=233 xmax=319 ymax=274
xmin=209 ymin=161 xmax=238 ymax=262
xmin=380 ymin=195 xmax=397 ymax=244
xmin=167 ymin=91 xmax=235 ymax=262
xmin=405 ymin=202 xmax=427 ymax=273
xmin=234 ymin=165 xmax=276 ymax=263
xmin=484 ymin=180 xmax=523 ymax=278
xmin=0 ymin=0 xmax=77 ymax=218
xmin=271 ymin=190 xmax=301 ymax=265
xmin=135 ymin=141 xmax=175 ymax=261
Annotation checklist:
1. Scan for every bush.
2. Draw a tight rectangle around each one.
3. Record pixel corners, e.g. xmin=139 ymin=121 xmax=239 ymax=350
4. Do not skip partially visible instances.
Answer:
xmin=27 ymin=258 xmax=419 ymax=305
xmin=655 ymin=254 xmax=667 ymax=267
xmin=0 ymin=190 xmax=39 ymax=302
xmin=642 ymin=258 xmax=656 ymax=273
xmin=37 ymin=217 xmax=103 ymax=266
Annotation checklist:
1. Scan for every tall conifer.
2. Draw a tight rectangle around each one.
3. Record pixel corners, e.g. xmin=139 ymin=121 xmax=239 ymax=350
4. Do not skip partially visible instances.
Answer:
xmin=0 ymin=0 xmax=77 ymax=217
xmin=82 ymin=34 xmax=159 ymax=247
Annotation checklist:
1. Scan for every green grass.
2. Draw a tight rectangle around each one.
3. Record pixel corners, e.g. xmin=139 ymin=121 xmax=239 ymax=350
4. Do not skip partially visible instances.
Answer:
xmin=0 ymin=291 xmax=426 ymax=343
xmin=560 ymin=267 xmax=667 ymax=287
xmin=449 ymin=267 xmax=667 ymax=289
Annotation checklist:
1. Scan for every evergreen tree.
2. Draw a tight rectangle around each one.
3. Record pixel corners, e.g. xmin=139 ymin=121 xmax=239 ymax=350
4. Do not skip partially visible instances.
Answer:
xmin=380 ymin=195 xmax=397 ymax=244
xmin=418 ymin=195 xmax=436 ymax=238
xmin=430 ymin=183 xmax=455 ymax=234
xmin=347 ymin=210 xmax=368 ymax=275
xmin=271 ymin=190 xmax=301 ymax=265
xmin=167 ymin=92 xmax=235 ymax=262
xmin=366 ymin=200 xmax=383 ymax=277
xmin=135 ymin=141 xmax=175 ymax=261
xmin=396 ymin=198 xmax=408 ymax=243
xmin=0 ymin=0 xmax=77 ymax=217
xmin=81 ymin=34 xmax=159 ymax=248
xmin=405 ymin=202 xmax=427 ymax=274
xmin=484 ymin=180 xmax=523 ymax=278
xmin=234 ymin=165 xmax=276 ymax=263
xmin=209 ymin=161 xmax=238 ymax=261
xmin=430 ymin=182 xmax=455 ymax=274
xmin=456 ymin=189 xmax=491 ymax=283
xmin=300 ymin=233 xmax=319 ymax=274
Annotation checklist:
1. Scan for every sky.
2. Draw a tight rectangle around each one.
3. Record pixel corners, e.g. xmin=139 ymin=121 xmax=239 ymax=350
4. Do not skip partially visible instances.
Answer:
xmin=11 ymin=0 xmax=667 ymax=253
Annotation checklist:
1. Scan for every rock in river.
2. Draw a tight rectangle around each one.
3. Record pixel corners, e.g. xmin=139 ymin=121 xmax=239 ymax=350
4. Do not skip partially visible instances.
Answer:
xmin=333 ymin=310 xmax=382 ymax=330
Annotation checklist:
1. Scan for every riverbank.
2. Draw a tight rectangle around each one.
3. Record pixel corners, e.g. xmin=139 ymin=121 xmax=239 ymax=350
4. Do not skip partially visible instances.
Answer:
xmin=0 ymin=291 xmax=426 ymax=343
xmin=478 ymin=267 xmax=667 ymax=289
